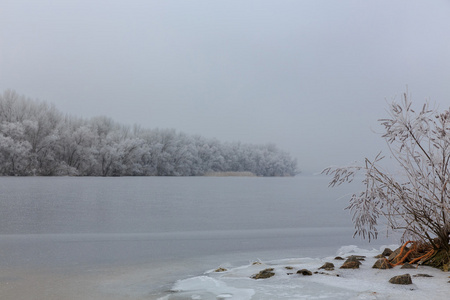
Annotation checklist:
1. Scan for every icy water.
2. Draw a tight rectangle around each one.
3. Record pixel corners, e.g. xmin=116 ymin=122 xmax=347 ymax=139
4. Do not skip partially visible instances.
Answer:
xmin=0 ymin=176 xmax=393 ymax=299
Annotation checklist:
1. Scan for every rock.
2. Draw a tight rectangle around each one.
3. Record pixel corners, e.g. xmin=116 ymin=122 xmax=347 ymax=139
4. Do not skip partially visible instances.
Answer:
xmin=334 ymin=256 xmax=345 ymax=260
xmin=389 ymin=274 xmax=413 ymax=285
xmin=214 ymin=267 xmax=227 ymax=272
xmin=375 ymin=248 xmax=393 ymax=258
xmin=388 ymin=246 xmax=409 ymax=264
xmin=401 ymin=263 xmax=416 ymax=269
xmin=388 ymin=247 xmax=402 ymax=260
xmin=340 ymin=260 xmax=361 ymax=269
xmin=297 ymin=269 xmax=313 ymax=276
xmin=372 ymin=258 xmax=392 ymax=269
xmin=346 ymin=255 xmax=366 ymax=262
xmin=413 ymin=274 xmax=433 ymax=277
xmin=319 ymin=262 xmax=335 ymax=271
xmin=340 ymin=255 xmax=364 ymax=269
xmin=251 ymin=268 xmax=275 ymax=279
xmin=252 ymin=261 xmax=262 ymax=265
xmin=285 ymin=266 xmax=294 ymax=270
xmin=381 ymin=248 xmax=393 ymax=257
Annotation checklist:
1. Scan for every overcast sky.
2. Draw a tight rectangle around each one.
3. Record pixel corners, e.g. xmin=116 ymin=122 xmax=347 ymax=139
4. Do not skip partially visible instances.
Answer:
xmin=1 ymin=0 xmax=450 ymax=174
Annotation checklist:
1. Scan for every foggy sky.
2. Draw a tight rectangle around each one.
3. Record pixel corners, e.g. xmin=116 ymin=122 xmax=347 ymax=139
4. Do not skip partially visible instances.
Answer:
xmin=1 ymin=0 xmax=450 ymax=174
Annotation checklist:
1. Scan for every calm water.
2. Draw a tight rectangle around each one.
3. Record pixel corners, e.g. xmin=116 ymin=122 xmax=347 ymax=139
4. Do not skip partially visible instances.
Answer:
xmin=0 ymin=176 xmax=392 ymax=299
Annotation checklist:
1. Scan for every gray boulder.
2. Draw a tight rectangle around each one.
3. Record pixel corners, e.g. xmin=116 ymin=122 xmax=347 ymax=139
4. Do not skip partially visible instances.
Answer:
xmin=297 ymin=269 xmax=313 ymax=276
xmin=252 ymin=268 xmax=275 ymax=279
xmin=372 ymin=258 xmax=392 ymax=269
xmin=319 ymin=262 xmax=335 ymax=271
xmin=389 ymin=274 xmax=412 ymax=285
xmin=340 ymin=260 xmax=360 ymax=269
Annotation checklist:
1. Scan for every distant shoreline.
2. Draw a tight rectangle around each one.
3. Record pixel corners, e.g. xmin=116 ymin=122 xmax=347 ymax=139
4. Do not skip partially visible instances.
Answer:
xmin=0 ymin=173 xmax=300 ymax=178
xmin=203 ymin=171 xmax=257 ymax=177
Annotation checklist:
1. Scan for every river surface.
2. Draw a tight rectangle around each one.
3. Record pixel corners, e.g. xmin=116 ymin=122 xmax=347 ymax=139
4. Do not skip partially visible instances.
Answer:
xmin=0 ymin=176 xmax=394 ymax=299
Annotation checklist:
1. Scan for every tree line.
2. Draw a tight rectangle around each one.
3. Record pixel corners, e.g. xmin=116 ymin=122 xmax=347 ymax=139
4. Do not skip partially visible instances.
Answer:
xmin=0 ymin=90 xmax=298 ymax=177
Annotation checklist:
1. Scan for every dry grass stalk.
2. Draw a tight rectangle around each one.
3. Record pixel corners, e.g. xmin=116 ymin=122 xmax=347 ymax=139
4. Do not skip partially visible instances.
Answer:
xmin=323 ymin=92 xmax=450 ymax=258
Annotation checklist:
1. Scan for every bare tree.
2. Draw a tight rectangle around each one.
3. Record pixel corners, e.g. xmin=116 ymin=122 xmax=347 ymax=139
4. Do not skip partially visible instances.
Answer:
xmin=323 ymin=92 xmax=450 ymax=254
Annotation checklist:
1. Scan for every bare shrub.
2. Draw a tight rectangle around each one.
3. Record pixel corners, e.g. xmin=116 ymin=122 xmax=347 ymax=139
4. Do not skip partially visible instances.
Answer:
xmin=323 ymin=92 xmax=450 ymax=252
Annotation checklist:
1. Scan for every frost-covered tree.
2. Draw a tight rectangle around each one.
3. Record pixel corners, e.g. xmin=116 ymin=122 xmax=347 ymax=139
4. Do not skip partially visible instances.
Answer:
xmin=0 ymin=122 xmax=33 ymax=175
xmin=57 ymin=122 xmax=97 ymax=175
xmin=193 ymin=136 xmax=225 ymax=174
xmin=323 ymin=93 xmax=450 ymax=253
xmin=0 ymin=90 xmax=299 ymax=177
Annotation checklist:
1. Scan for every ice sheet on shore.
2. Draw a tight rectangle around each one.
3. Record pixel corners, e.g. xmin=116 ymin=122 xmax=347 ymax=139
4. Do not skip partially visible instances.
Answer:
xmin=159 ymin=245 xmax=449 ymax=300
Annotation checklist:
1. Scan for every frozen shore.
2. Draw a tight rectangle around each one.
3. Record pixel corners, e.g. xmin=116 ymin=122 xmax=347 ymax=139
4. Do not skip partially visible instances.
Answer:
xmin=160 ymin=245 xmax=449 ymax=300
xmin=2 ymin=244 xmax=447 ymax=299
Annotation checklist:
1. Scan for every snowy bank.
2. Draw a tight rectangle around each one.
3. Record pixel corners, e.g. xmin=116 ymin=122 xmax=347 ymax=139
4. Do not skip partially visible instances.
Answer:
xmin=159 ymin=245 xmax=449 ymax=300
